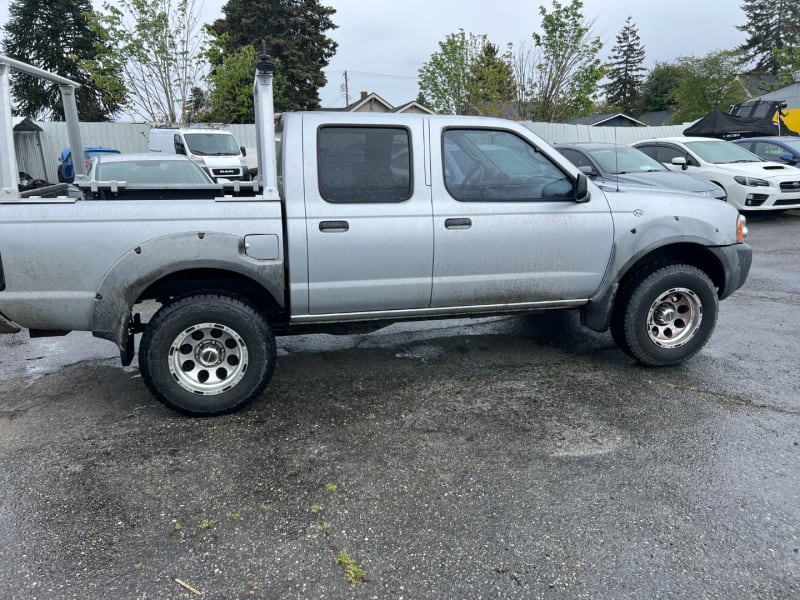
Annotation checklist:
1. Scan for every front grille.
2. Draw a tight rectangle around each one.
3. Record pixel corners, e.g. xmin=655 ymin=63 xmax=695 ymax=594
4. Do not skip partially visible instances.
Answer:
xmin=779 ymin=181 xmax=800 ymax=192
xmin=212 ymin=168 xmax=240 ymax=176
xmin=774 ymin=198 xmax=800 ymax=206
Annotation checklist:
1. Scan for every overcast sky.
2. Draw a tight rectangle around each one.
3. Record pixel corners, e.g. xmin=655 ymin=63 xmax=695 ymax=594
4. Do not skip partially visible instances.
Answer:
xmin=0 ymin=0 xmax=747 ymax=108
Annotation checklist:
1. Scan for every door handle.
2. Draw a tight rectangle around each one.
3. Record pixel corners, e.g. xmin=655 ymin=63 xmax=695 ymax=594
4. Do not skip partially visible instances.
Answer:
xmin=319 ymin=220 xmax=349 ymax=232
xmin=444 ymin=217 xmax=472 ymax=229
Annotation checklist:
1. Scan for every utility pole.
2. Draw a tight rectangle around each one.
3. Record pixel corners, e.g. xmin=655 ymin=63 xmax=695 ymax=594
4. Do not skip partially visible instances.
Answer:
xmin=343 ymin=71 xmax=350 ymax=107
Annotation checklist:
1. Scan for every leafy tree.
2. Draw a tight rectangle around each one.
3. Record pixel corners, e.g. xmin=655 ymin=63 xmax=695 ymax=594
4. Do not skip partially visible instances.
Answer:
xmin=603 ymin=16 xmax=646 ymax=115
xmin=208 ymin=0 xmax=337 ymax=111
xmin=1 ymin=0 xmax=122 ymax=120
xmin=672 ymin=51 xmax=747 ymax=123
xmin=737 ymin=0 xmax=800 ymax=75
xmin=86 ymin=0 xmax=208 ymax=122
xmin=418 ymin=30 xmax=514 ymax=116
xmin=638 ymin=62 xmax=684 ymax=114
xmin=418 ymin=30 xmax=483 ymax=115
xmin=525 ymin=0 xmax=605 ymax=122
xmin=202 ymin=40 xmax=289 ymax=123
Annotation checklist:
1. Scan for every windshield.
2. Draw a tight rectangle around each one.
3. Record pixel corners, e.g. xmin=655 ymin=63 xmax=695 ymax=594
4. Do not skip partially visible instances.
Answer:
xmin=684 ymin=140 xmax=763 ymax=164
xmin=184 ymin=132 xmax=240 ymax=156
xmin=587 ymin=146 xmax=666 ymax=174
xmin=775 ymin=139 xmax=800 ymax=153
xmin=83 ymin=149 xmax=120 ymax=161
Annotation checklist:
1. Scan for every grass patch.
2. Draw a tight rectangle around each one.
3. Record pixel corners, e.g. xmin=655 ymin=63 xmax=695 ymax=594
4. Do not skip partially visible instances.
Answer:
xmin=335 ymin=551 xmax=366 ymax=585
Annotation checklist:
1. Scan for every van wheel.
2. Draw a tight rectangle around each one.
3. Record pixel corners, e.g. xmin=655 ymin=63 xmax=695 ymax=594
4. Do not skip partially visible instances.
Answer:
xmin=615 ymin=264 xmax=718 ymax=366
xmin=139 ymin=293 xmax=276 ymax=416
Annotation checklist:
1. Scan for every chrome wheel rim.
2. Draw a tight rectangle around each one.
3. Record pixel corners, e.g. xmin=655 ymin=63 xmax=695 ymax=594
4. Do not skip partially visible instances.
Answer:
xmin=646 ymin=287 xmax=703 ymax=348
xmin=168 ymin=322 xmax=249 ymax=395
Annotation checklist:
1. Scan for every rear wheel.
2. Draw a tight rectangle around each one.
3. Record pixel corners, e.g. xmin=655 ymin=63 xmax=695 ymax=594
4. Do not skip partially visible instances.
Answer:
xmin=139 ymin=293 xmax=276 ymax=416
xmin=614 ymin=264 xmax=718 ymax=366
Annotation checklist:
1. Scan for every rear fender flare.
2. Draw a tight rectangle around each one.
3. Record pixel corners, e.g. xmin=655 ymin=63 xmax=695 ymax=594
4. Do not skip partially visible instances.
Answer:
xmin=90 ymin=231 xmax=284 ymax=360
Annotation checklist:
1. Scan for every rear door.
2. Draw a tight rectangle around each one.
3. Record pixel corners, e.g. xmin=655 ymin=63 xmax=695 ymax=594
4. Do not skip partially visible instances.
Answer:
xmin=302 ymin=115 xmax=433 ymax=315
xmin=429 ymin=125 xmax=614 ymax=307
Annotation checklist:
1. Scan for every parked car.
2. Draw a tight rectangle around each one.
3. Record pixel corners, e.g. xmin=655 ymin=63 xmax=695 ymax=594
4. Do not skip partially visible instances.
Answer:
xmin=555 ymin=143 xmax=726 ymax=200
xmin=77 ymin=153 xmax=218 ymax=200
xmin=632 ymin=137 xmax=800 ymax=211
xmin=732 ymin=136 xmax=800 ymax=167
xmin=57 ymin=146 xmax=121 ymax=183
xmin=85 ymin=152 xmax=213 ymax=183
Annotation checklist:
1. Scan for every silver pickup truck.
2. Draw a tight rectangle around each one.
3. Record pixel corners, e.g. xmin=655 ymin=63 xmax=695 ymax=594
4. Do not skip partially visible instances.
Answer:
xmin=0 ymin=54 xmax=752 ymax=415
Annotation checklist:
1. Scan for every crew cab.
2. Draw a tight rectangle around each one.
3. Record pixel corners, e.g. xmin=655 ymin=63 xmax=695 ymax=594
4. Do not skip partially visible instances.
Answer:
xmin=0 ymin=53 xmax=752 ymax=416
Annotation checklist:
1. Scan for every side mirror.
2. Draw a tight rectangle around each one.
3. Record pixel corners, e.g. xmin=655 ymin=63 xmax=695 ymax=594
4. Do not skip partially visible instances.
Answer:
xmin=240 ymin=146 xmax=247 ymax=157
xmin=579 ymin=165 xmax=597 ymax=177
xmin=779 ymin=152 xmax=794 ymax=164
xmin=575 ymin=172 xmax=590 ymax=202
xmin=174 ymin=141 xmax=186 ymax=155
xmin=671 ymin=156 xmax=688 ymax=170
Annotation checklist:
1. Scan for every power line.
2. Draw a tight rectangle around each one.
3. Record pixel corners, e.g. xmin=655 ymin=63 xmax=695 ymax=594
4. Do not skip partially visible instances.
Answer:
xmin=326 ymin=69 xmax=417 ymax=82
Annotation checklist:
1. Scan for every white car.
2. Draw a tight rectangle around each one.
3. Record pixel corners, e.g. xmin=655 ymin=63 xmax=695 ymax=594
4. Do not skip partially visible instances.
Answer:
xmin=632 ymin=137 xmax=800 ymax=211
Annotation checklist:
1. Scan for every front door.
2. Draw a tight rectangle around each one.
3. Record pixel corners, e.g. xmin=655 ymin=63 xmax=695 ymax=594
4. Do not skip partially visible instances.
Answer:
xmin=429 ymin=125 xmax=614 ymax=307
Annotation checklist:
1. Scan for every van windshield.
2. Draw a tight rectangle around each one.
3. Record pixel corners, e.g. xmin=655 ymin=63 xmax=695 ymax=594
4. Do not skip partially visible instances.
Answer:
xmin=183 ymin=132 xmax=240 ymax=156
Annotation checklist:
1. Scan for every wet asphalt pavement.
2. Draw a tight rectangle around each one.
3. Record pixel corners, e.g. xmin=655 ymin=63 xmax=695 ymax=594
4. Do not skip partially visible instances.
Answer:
xmin=0 ymin=211 xmax=799 ymax=599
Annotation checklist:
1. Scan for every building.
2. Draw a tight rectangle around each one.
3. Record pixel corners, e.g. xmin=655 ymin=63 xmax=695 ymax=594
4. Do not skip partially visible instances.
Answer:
xmin=335 ymin=91 xmax=434 ymax=115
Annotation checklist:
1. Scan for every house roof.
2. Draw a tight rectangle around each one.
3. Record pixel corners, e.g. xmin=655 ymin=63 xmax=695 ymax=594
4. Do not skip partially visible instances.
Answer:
xmin=323 ymin=92 xmax=435 ymax=114
xmin=12 ymin=116 xmax=41 ymax=132
xmin=736 ymin=73 xmax=783 ymax=98
xmin=391 ymin=100 xmax=434 ymax=114
xmin=639 ymin=110 xmax=675 ymax=126
xmin=568 ymin=113 xmax=646 ymax=127
xmin=346 ymin=92 xmax=394 ymax=112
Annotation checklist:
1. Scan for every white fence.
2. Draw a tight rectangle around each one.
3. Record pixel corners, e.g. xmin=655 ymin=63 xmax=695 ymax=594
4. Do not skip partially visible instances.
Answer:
xmin=15 ymin=120 xmax=690 ymax=183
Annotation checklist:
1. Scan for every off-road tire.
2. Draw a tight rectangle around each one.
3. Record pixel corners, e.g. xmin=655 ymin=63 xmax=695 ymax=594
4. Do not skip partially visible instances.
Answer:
xmin=615 ymin=264 xmax=718 ymax=366
xmin=139 ymin=293 xmax=276 ymax=416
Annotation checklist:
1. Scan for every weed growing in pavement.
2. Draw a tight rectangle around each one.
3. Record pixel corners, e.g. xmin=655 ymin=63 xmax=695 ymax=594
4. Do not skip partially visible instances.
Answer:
xmin=335 ymin=551 xmax=366 ymax=584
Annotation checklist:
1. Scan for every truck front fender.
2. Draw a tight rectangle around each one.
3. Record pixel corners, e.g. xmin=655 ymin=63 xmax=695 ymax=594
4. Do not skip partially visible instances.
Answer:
xmin=90 ymin=231 xmax=284 ymax=364
xmin=582 ymin=214 xmax=738 ymax=332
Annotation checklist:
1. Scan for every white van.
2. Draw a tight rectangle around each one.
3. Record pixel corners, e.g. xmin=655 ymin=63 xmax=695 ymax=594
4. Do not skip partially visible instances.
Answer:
xmin=149 ymin=126 xmax=249 ymax=181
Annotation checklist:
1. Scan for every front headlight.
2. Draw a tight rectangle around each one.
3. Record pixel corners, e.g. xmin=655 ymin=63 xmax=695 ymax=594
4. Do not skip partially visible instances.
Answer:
xmin=734 ymin=175 xmax=769 ymax=187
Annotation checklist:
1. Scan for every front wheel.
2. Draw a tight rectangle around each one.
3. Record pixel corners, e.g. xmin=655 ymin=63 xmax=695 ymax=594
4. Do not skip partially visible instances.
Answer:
xmin=614 ymin=264 xmax=718 ymax=366
xmin=139 ymin=293 xmax=276 ymax=416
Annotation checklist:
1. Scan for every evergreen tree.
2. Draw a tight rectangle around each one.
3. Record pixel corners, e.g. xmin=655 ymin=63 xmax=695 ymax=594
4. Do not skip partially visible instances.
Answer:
xmin=738 ymin=0 xmax=800 ymax=74
xmin=208 ymin=0 xmax=337 ymax=111
xmin=468 ymin=42 xmax=516 ymax=116
xmin=603 ymin=16 xmax=646 ymax=115
xmin=1 ymin=0 xmax=122 ymax=120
